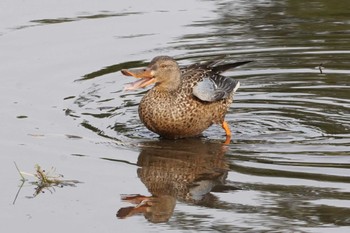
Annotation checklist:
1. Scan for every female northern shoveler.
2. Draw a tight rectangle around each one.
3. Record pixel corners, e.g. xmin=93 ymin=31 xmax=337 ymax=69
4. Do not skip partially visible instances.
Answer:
xmin=121 ymin=56 xmax=251 ymax=143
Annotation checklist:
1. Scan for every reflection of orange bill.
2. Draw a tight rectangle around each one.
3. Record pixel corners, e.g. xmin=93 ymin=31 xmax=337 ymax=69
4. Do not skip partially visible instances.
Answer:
xmin=117 ymin=194 xmax=152 ymax=219
xmin=121 ymin=194 xmax=150 ymax=204
xmin=117 ymin=205 xmax=149 ymax=219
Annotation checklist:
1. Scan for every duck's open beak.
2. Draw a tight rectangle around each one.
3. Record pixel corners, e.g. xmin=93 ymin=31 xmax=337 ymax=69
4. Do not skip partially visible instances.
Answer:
xmin=121 ymin=68 xmax=155 ymax=91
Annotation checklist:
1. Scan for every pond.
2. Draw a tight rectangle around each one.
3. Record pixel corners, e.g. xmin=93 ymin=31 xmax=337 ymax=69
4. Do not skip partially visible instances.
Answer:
xmin=1 ymin=0 xmax=350 ymax=232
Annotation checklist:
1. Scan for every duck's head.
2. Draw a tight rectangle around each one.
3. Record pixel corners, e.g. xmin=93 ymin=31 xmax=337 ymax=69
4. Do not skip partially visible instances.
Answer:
xmin=122 ymin=56 xmax=181 ymax=91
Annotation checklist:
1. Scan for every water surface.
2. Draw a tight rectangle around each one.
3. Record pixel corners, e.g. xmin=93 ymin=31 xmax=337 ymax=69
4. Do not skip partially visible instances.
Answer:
xmin=1 ymin=0 xmax=349 ymax=232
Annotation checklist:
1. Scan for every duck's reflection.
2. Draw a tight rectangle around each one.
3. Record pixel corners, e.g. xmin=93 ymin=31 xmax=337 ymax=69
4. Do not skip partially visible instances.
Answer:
xmin=117 ymin=138 xmax=230 ymax=223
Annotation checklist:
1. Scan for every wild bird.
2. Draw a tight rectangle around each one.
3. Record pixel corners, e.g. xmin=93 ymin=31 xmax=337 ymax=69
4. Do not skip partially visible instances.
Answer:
xmin=121 ymin=56 xmax=251 ymax=143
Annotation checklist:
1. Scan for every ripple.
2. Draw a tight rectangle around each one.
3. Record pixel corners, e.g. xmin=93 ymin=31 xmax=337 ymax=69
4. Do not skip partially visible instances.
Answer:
xmin=11 ymin=11 xmax=143 ymax=32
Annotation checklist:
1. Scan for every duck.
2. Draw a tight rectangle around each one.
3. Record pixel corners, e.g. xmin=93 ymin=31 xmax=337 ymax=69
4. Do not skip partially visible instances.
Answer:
xmin=121 ymin=56 xmax=251 ymax=143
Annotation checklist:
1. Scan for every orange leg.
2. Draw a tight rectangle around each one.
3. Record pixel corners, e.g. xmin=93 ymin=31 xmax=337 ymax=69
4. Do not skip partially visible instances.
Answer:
xmin=221 ymin=121 xmax=232 ymax=144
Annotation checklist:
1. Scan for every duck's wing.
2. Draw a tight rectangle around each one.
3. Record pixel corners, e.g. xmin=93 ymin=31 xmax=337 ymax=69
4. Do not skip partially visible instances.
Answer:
xmin=193 ymin=74 xmax=240 ymax=102
xmin=181 ymin=55 xmax=227 ymax=73
xmin=211 ymin=60 xmax=252 ymax=74
xmin=181 ymin=58 xmax=252 ymax=75
xmin=191 ymin=60 xmax=251 ymax=102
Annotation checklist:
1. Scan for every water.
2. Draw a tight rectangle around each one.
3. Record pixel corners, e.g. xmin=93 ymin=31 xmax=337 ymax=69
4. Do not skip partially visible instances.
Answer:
xmin=1 ymin=0 xmax=349 ymax=232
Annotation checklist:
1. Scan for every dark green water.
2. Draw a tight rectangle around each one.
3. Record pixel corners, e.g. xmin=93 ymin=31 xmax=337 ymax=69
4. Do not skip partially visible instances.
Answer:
xmin=1 ymin=0 xmax=349 ymax=232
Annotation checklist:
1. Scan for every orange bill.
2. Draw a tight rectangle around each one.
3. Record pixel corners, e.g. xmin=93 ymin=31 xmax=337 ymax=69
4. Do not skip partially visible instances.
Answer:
xmin=121 ymin=69 xmax=137 ymax=77
xmin=121 ymin=68 xmax=156 ymax=91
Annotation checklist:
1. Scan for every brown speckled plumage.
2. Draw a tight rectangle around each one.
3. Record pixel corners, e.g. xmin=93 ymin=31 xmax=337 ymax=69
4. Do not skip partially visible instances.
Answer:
xmin=122 ymin=56 xmax=251 ymax=139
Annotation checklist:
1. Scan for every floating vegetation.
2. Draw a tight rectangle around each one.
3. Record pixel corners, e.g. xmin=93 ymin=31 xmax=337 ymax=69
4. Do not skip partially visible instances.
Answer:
xmin=13 ymin=162 xmax=81 ymax=204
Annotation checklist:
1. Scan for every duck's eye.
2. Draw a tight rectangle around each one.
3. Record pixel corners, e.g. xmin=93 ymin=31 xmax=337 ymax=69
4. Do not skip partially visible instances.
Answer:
xmin=160 ymin=64 xmax=167 ymax=68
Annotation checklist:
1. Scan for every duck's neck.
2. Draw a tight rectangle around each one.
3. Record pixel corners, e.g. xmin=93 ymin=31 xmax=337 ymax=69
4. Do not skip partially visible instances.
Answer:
xmin=155 ymin=73 xmax=182 ymax=92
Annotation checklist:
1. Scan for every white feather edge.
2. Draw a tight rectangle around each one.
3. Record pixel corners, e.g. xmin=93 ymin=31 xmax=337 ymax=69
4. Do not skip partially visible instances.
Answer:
xmin=233 ymin=81 xmax=240 ymax=93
